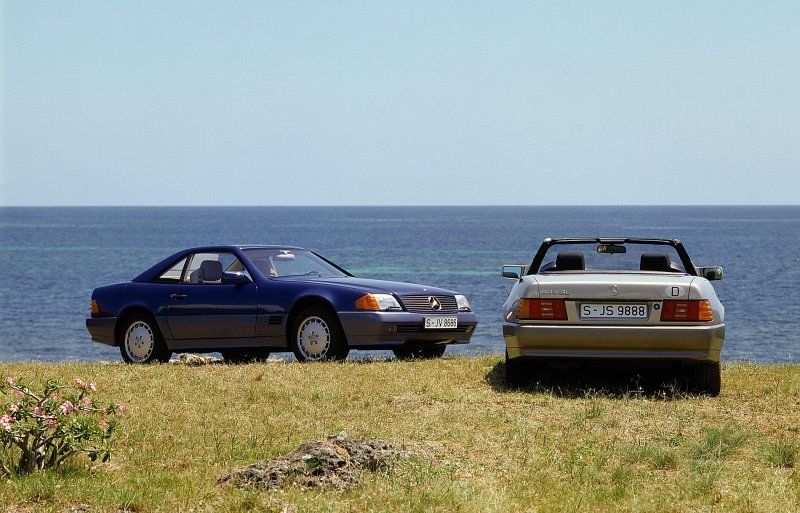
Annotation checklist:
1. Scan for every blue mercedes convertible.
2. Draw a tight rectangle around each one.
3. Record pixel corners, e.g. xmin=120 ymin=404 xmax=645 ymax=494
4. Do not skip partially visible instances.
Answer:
xmin=86 ymin=245 xmax=477 ymax=363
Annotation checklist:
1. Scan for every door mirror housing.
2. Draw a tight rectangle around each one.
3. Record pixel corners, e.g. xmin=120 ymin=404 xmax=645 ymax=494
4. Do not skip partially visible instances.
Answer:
xmin=222 ymin=271 xmax=252 ymax=285
xmin=502 ymin=265 xmax=527 ymax=280
xmin=698 ymin=266 xmax=723 ymax=281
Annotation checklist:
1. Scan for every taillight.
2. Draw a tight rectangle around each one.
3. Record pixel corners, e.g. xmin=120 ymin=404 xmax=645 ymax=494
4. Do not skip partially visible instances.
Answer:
xmin=516 ymin=299 xmax=568 ymax=320
xmin=660 ymin=300 xmax=713 ymax=321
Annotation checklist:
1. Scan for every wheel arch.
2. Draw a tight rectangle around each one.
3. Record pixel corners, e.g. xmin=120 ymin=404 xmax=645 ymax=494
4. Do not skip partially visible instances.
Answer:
xmin=285 ymin=295 xmax=344 ymax=343
xmin=115 ymin=306 xmax=162 ymax=347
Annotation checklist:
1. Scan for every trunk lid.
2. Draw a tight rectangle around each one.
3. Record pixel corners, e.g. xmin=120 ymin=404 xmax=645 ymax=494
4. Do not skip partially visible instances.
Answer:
xmin=533 ymin=273 xmax=696 ymax=300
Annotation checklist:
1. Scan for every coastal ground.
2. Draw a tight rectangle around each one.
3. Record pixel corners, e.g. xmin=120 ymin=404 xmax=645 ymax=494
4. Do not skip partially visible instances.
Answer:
xmin=1 ymin=356 xmax=798 ymax=512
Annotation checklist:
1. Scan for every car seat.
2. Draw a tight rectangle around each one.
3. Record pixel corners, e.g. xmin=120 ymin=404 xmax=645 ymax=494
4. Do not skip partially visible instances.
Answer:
xmin=189 ymin=260 xmax=223 ymax=283
xmin=555 ymin=252 xmax=585 ymax=271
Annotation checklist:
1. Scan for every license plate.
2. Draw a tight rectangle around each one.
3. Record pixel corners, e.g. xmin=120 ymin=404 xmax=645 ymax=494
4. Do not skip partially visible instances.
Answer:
xmin=424 ymin=317 xmax=458 ymax=329
xmin=580 ymin=303 xmax=648 ymax=320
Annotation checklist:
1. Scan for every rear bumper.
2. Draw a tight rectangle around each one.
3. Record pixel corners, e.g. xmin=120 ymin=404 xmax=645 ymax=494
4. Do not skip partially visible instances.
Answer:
xmin=338 ymin=311 xmax=478 ymax=348
xmin=504 ymin=322 xmax=725 ymax=362
xmin=86 ymin=317 xmax=117 ymax=346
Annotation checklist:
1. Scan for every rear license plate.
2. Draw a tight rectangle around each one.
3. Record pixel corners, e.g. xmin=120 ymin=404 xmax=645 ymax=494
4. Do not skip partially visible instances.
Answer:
xmin=580 ymin=303 xmax=648 ymax=320
xmin=424 ymin=317 xmax=458 ymax=329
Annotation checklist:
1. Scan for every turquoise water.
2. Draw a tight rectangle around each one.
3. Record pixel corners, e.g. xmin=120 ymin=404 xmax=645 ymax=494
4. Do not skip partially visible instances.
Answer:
xmin=1 ymin=206 xmax=798 ymax=362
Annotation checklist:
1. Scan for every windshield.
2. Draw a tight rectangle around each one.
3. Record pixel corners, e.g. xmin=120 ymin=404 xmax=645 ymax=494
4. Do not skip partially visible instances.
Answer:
xmin=537 ymin=242 xmax=687 ymax=273
xmin=242 ymin=249 xmax=349 ymax=278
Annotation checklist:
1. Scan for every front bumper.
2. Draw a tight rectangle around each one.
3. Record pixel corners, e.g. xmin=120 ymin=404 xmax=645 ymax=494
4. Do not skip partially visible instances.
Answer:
xmin=504 ymin=322 xmax=725 ymax=362
xmin=338 ymin=311 xmax=478 ymax=349
xmin=86 ymin=317 xmax=117 ymax=346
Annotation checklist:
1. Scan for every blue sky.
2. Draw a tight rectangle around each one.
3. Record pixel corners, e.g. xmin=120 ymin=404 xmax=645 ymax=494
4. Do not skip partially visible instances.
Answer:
xmin=1 ymin=1 xmax=798 ymax=206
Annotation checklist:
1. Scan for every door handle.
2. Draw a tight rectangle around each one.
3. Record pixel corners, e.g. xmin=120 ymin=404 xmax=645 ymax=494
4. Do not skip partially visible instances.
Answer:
xmin=170 ymin=293 xmax=188 ymax=300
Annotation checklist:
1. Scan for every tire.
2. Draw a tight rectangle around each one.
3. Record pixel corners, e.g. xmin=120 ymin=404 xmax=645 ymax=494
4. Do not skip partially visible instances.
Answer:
xmin=689 ymin=361 xmax=721 ymax=396
xmin=393 ymin=345 xmax=447 ymax=360
xmin=221 ymin=348 xmax=270 ymax=364
xmin=291 ymin=306 xmax=349 ymax=362
xmin=504 ymin=350 xmax=528 ymax=388
xmin=119 ymin=314 xmax=171 ymax=364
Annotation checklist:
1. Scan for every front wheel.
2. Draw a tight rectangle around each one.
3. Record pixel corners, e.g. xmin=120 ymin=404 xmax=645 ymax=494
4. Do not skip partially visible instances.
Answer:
xmin=119 ymin=314 xmax=171 ymax=364
xmin=393 ymin=345 xmax=447 ymax=360
xmin=291 ymin=306 xmax=349 ymax=362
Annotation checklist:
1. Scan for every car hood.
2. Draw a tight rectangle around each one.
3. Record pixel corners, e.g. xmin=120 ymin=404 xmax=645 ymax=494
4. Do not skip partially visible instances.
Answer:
xmin=273 ymin=276 xmax=459 ymax=296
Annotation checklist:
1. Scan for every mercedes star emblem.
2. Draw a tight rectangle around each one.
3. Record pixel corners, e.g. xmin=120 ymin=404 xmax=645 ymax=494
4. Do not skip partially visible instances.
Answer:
xmin=429 ymin=296 xmax=442 ymax=310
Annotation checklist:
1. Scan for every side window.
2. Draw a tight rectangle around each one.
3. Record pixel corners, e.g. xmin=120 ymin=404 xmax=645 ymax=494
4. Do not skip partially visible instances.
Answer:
xmin=184 ymin=252 xmax=247 ymax=284
xmin=156 ymin=257 xmax=188 ymax=283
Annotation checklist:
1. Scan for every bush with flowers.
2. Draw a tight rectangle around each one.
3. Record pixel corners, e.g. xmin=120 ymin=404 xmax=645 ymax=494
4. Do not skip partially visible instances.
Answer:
xmin=0 ymin=375 xmax=122 ymax=475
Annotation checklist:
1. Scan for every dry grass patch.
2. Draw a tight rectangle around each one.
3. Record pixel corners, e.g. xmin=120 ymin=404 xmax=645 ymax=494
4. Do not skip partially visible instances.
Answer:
xmin=0 ymin=357 xmax=798 ymax=512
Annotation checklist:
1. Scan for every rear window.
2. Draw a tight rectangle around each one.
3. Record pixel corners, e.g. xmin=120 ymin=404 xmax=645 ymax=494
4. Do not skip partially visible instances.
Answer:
xmin=538 ymin=243 xmax=687 ymax=273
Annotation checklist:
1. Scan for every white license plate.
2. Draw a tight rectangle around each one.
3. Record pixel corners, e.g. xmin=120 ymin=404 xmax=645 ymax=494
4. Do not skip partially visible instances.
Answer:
xmin=424 ymin=317 xmax=458 ymax=329
xmin=580 ymin=303 xmax=649 ymax=319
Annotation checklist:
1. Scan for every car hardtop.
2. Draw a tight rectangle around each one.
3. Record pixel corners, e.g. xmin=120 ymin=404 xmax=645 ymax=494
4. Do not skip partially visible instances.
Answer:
xmin=528 ymin=237 xmax=697 ymax=277
xmin=130 ymin=244 xmax=320 ymax=283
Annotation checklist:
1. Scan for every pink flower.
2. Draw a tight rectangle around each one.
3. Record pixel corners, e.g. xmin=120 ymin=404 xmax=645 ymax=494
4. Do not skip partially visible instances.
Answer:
xmin=13 ymin=391 xmax=23 ymax=398
xmin=80 ymin=396 xmax=92 ymax=406
xmin=75 ymin=378 xmax=85 ymax=388
xmin=49 ymin=392 xmax=58 ymax=401
xmin=0 ymin=414 xmax=13 ymax=431
xmin=88 ymin=382 xmax=97 ymax=393
xmin=99 ymin=419 xmax=109 ymax=429
xmin=59 ymin=401 xmax=75 ymax=415
xmin=4 ymin=376 xmax=14 ymax=386
xmin=33 ymin=406 xmax=43 ymax=416
xmin=7 ymin=404 xmax=19 ymax=414
xmin=114 ymin=401 xmax=125 ymax=412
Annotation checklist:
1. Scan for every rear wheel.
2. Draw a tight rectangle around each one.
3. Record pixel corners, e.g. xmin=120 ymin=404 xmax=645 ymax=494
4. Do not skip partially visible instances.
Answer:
xmin=291 ymin=306 xmax=349 ymax=362
xmin=221 ymin=348 xmax=270 ymax=364
xmin=393 ymin=345 xmax=447 ymax=360
xmin=504 ymin=351 xmax=528 ymax=388
xmin=119 ymin=314 xmax=171 ymax=364
xmin=689 ymin=361 xmax=721 ymax=396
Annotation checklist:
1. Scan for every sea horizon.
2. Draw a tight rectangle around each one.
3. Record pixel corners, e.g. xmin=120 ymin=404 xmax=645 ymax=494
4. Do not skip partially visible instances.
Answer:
xmin=1 ymin=205 xmax=798 ymax=363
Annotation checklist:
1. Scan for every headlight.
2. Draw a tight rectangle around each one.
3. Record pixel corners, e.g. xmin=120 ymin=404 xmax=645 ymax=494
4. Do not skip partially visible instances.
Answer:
xmin=455 ymin=294 xmax=472 ymax=312
xmin=355 ymin=293 xmax=402 ymax=311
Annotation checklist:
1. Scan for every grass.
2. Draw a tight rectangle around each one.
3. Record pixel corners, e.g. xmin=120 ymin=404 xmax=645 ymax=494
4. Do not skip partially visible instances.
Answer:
xmin=0 ymin=356 xmax=798 ymax=512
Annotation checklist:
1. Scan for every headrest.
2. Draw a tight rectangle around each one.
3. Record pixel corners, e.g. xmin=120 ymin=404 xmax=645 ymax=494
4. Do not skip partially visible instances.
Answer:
xmin=555 ymin=252 xmax=585 ymax=271
xmin=199 ymin=260 xmax=223 ymax=282
xmin=640 ymin=253 xmax=672 ymax=272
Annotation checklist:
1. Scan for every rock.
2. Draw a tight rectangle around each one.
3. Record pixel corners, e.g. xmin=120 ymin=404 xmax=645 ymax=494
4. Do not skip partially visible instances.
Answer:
xmin=172 ymin=353 xmax=222 ymax=366
xmin=217 ymin=432 xmax=409 ymax=490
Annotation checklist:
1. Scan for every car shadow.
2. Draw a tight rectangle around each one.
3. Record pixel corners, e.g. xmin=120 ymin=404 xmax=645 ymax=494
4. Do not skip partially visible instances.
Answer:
xmin=484 ymin=359 xmax=692 ymax=400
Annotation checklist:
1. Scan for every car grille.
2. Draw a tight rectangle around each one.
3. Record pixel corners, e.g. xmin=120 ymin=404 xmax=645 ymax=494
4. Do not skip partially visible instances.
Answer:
xmin=400 ymin=295 xmax=458 ymax=314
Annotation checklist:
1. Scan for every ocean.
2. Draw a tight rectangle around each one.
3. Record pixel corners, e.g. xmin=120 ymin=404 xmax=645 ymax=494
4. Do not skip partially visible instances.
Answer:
xmin=0 ymin=206 xmax=798 ymax=363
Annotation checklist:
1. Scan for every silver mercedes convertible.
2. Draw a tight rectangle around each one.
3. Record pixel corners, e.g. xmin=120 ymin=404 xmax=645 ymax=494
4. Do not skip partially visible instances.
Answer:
xmin=502 ymin=238 xmax=725 ymax=395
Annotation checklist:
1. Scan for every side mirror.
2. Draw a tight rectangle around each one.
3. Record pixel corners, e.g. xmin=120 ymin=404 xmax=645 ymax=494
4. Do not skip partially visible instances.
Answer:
xmin=502 ymin=265 xmax=526 ymax=280
xmin=222 ymin=271 xmax=252 ymax=285
xmin=698 ymin=266 xmax=723 ymax=281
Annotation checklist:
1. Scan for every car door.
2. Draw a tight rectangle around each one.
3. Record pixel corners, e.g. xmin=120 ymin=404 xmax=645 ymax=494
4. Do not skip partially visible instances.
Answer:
xmin=166 ymin=251 xmax=258 ymax=340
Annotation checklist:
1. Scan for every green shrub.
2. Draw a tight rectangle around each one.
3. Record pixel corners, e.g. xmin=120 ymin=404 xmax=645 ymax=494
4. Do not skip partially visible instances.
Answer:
xmin=0 ymin=376 xmax=121 ymax=475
